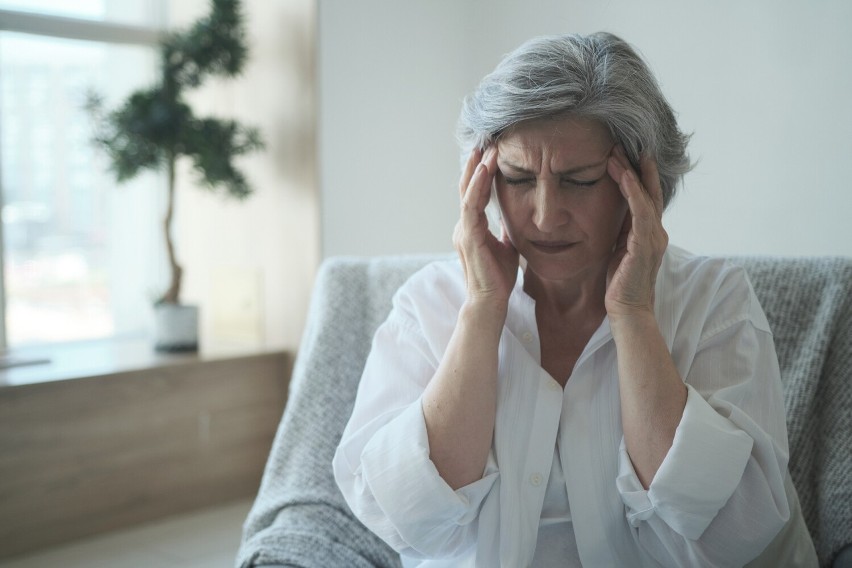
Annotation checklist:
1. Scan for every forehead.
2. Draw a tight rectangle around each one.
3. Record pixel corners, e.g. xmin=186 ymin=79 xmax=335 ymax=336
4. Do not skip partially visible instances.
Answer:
xmin=497 ymin=116 xmax=612 ymax=164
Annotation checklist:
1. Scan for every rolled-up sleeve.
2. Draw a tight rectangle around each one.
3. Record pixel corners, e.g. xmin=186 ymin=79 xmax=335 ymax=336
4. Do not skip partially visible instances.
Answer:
xmin=617 ymin=383 xmax=755 ymax=539
xmin=333 ymin=294 xmax=498 ymax=559
xmin=616 ymin=286 xmax=793 ymax=566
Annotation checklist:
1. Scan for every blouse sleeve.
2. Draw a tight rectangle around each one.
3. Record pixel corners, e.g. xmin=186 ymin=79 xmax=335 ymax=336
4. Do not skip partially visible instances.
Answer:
xmin=616 ymin=268 xmax=793 ymax=566
xmin=332 ymin=281 xmax=498 ymax=559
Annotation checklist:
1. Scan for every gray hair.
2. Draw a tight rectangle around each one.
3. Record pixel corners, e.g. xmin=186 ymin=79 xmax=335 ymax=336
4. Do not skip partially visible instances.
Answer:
xmin=457 ymin=32 xmax=692 ymax=209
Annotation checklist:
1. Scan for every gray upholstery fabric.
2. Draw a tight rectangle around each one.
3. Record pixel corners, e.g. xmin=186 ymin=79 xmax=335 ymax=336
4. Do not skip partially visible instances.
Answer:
xmin=236 ymin=255 xmax=441 ymax=568
xmin=730 ymin=257 xmax=852 ymax=567
xmin=236 ymin=254 xmax=852 ymax=568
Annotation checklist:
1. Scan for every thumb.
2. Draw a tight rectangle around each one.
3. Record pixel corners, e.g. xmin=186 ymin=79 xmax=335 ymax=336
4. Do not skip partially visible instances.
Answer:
xmin=499 ymin=220 xmax=512 ymax=246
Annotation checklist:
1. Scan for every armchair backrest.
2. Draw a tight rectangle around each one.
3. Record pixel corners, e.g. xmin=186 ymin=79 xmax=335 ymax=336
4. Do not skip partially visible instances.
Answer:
xmin=237 ymin=254 xmax=852 ymax=568
xmin=729 ymin=256 xmax=852 ymax=567
xmin=237 ymin=255 xmax=444 ymax=568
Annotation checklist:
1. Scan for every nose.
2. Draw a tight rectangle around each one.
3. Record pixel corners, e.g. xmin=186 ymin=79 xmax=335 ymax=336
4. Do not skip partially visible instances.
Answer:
xmin=531 ymin=181 xmax=566 ymax=232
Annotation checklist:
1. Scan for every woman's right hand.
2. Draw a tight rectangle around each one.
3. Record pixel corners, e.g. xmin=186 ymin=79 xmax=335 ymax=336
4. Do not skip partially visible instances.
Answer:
xmin=453 ymin=146 xmax=519 ymax=313
xmin=423 ymin=146 xmax=514 ymax=490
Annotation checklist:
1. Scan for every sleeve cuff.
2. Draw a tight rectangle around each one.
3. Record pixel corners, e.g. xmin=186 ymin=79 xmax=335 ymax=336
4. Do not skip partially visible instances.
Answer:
xmin=617 ymin=383 xmax=754 ymax=539
xmin=360 ymin=398 xmax=498 ymax=550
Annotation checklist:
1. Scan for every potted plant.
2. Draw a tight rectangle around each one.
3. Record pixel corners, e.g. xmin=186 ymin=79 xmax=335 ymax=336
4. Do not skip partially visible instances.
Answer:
xmin=86 ymin=0 xmax=263 ymax=352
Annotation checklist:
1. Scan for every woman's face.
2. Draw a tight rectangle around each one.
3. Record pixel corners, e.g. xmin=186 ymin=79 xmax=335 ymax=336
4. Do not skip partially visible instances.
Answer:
xmin=495 ymin=116 xmax=629 ymax=285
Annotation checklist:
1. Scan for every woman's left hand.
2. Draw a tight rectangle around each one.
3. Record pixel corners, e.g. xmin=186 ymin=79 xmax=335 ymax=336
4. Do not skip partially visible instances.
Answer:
xmin=605 ymin=147 xmax=685 ymax=490
xmin=604 ymin=146 xmax=669 ymax=320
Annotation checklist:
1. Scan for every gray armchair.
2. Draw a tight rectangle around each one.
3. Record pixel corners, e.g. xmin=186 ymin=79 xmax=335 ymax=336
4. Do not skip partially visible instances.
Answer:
xmin=236 ymin=255 xmax=852 ymax=568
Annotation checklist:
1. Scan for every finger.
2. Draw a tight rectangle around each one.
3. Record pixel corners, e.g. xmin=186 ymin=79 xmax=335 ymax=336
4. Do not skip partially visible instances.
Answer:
xmin=499 ymin=219 xmax=515 ymax=248
xmin=616 ymin=209 xmax=631 ymax=251
xmin=639 ymin=153 xmax=665 ymax=217
xmin=460 ymin=147 xmax=483 ymax=198
xmin=608 ymin=150 xmax=655 ymax=216
xmin=611 ymin=144 xmax=630 ymax=173
xmin=608 ymin=158 xmax=659 ymax=242
xmin=482 ymin=145 xmax=497 ymax=175
xmin=464 ymin=147 xmax=497 ymax=210
xmin=461 ymin=163 xmax=493 ymax=233
xmin=607 ymin=145 xmax=633 ymax=187
xmin=611 ymin=146 xmax=664 ymax=220
xmin=620 ymin=168 xmax=656 ymax=223
xmin=607 ymin=152 xmax=625 ymax=186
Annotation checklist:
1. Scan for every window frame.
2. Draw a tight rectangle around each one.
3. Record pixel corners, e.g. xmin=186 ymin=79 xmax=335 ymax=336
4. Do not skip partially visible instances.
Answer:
xmin=0 ymin=4 xmax=165 ymax=351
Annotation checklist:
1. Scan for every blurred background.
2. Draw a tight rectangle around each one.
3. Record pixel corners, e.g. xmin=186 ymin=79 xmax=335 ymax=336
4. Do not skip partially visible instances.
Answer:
xmin=0 ymin=0 xmax=316 ymax=354
xmin=2 ymin=0 xmax=850 ymax=354
xmin=321 ymin=0 xmax=852 ymax=261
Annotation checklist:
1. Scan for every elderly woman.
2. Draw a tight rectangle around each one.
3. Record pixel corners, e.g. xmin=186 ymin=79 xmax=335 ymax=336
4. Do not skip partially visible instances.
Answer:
xmin=332 ymin=32 xmax=817 ymax=567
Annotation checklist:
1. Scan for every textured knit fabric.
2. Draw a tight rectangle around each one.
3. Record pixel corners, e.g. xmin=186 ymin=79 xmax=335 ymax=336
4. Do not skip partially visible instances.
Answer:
xmin=235 ymin=256 xmax=434 ymax=568
xmin=732 ymin=257 xmax=852 ymax=567
xmin=236 ymin=254 xmax=852 ymax=568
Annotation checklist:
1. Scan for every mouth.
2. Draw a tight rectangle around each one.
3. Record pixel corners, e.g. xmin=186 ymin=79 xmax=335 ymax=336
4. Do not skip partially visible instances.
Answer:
xmin=530 ymin=240 xmax=576 ymax=254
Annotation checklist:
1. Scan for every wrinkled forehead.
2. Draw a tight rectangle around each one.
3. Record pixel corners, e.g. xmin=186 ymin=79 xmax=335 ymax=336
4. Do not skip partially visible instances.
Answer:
xmin=496 ymin=116 xmax=613 ymax=167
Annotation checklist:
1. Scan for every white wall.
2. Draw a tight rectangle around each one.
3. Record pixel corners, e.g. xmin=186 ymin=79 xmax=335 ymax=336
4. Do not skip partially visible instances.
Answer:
xmin=169 ymin=0 xmax=318 ymax=353
xmin=319 ymin=0 xmax=476 ymax=257
xmin=320 ymin=0 xmax=852 ymax=258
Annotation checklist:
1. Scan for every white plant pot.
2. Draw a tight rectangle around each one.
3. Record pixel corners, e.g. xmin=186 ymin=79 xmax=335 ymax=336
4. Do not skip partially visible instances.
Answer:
xmin=154 ymin=303 xmax=199 ymax=352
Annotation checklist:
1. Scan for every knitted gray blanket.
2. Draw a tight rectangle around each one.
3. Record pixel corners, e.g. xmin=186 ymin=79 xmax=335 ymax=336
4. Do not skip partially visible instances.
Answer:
xmin=236 ymin=255 xmax=851 ymax=568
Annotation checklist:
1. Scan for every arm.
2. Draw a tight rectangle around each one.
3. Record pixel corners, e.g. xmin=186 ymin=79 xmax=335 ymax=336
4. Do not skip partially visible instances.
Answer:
xmin=422 ymin=146 xmax=518 ymax=489
xmin=605 ymin=150 xmax=795 ymax=565
xmin=605 ymin=147 xmax=686 ymax=488
xmin=616 ymin=313 xmax=794 ymax=566
xmin=333 ymin=279 xmax=501 ymax=559
xmin=421 ymin=302 xmax=503 ymax=489
xmin=333 ymin=147 xmax=517 ymax=557
xmin=610 ymin=311 xmax=687 ymax=489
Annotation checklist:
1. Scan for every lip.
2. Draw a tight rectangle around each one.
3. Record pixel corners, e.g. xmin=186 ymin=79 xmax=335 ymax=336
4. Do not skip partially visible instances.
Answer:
xmin=530 ymin=240 xmax=576 ymax=254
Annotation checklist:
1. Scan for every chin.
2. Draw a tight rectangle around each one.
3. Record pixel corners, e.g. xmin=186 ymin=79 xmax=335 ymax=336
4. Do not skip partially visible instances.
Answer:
xmin=524 ymin=256 xmax=581 ymax=281
xmin=522 ymin=249 xmax=606 ymax=283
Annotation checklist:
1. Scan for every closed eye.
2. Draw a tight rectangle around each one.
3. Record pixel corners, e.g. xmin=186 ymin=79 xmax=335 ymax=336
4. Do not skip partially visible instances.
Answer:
xmin=503 ymin=175 xmax=604 ymax=188
xmin=504 ymin=176 xmax=535 ymax=186
xmin=562 ymin=176 xmax=602 ymax=188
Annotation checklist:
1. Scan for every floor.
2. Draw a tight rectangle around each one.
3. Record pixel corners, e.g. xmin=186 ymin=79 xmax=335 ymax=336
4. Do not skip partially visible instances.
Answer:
xmin=0 ymin=499 xmax=253 ymax=568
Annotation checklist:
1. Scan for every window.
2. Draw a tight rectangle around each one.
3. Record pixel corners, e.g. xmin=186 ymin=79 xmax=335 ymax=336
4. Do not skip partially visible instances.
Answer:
xmin=0 ymin=1 xmax=166 ymax=349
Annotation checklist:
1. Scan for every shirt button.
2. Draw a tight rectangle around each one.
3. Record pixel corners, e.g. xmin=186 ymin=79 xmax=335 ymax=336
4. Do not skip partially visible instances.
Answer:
xmin=522 ymin=331 xmax=533 ymax=343
xmin=529 ymin=473 xmax=542 ymax=486
xmin=549 ymin=380 xmax=561 ymax=392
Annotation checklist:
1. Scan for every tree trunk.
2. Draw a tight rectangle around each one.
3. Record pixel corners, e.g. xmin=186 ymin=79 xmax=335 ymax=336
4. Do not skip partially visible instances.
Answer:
xmin=160 ymin=153 xmax=182 ymax=304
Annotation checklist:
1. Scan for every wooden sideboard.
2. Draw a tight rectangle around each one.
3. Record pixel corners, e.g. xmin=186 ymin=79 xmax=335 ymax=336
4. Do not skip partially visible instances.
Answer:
xmin=0 ymin=344 xmax=291 ymax=560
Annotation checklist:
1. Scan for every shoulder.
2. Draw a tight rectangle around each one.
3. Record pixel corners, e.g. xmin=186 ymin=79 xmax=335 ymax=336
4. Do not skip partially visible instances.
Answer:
xmin=660 ymin=245 xmax=744 ymax=285
xmin=389 ymin=258 xmax=466 ymax=330
xmin=657 ymin=245 xmax=771 ymax=340
xmin=395 ymin=258 xmax=465 ymax=304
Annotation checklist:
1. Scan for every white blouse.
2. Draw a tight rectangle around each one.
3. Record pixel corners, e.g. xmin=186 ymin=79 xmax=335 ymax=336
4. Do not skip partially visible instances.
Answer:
xmin=333 ymin=246 xmax=815 ymax=567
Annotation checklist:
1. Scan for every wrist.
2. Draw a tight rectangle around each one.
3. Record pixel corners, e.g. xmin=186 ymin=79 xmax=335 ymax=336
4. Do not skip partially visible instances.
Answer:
xmin=459 ymin=299 xmax=508 ymax=335
xmin=608 ymin=308 xmax=658 ymax=335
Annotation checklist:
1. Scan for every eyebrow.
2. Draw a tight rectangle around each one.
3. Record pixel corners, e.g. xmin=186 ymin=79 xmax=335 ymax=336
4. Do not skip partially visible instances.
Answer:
xmin=497 ymin=157 xmax=609 ymax=176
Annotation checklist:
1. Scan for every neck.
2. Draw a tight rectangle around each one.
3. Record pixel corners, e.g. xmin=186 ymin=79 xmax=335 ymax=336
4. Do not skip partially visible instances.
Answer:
xmin=522 ymin=262 xmax=608 ymax=317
